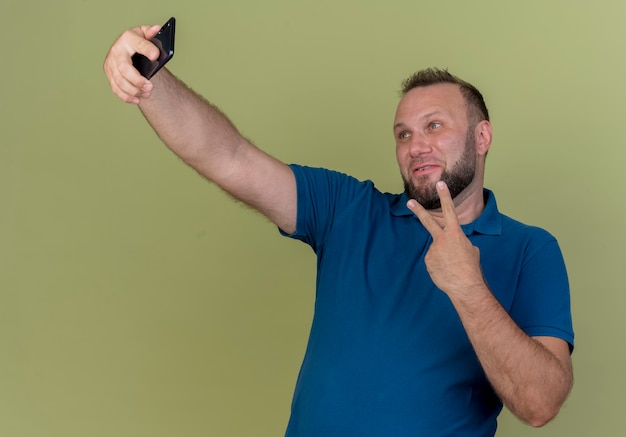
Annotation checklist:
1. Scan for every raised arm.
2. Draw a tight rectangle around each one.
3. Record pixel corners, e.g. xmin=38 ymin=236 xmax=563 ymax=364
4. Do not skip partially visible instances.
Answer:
xmin=103 ymin=25 xmax=297 ymax=234
xmin=407 ymin=182 xmax=573 ymax=427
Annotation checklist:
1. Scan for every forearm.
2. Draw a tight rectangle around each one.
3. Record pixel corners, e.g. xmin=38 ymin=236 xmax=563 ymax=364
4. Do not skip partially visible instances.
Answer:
xmin=450 ymin=285 xmax=573 ymax=427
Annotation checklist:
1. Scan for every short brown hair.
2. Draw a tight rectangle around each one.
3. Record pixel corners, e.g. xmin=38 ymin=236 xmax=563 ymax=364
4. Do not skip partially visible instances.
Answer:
xmin=401 ymin=68 xmax=490 ymax=124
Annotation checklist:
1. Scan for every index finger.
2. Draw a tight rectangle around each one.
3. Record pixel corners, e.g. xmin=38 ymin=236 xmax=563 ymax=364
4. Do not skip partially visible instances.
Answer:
xmin=406 ymin=198 xmax=444 ymax=237
xmin=435 ymin=181 xmax=460 ymax=229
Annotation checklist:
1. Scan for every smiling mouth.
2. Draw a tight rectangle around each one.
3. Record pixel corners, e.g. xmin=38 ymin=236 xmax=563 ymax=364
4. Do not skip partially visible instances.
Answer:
xmin=414 ymin=164 xmax=440 ymax=174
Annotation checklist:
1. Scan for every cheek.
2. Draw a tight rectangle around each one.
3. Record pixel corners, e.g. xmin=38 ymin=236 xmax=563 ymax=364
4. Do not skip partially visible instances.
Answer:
xmin=395 ymin=143 xmax=408 ymax=162
xmin=395 ymin=147 xmax=408 ymax=173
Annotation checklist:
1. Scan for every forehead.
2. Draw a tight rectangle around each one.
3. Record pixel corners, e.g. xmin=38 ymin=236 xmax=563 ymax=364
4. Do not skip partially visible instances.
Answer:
xmin=395 ymin=83 xmax=467 ymax=121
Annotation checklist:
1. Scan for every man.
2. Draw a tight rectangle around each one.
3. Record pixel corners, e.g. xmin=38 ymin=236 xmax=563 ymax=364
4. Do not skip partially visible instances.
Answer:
xmin=104 ymin=24 xmax=574 ymax=436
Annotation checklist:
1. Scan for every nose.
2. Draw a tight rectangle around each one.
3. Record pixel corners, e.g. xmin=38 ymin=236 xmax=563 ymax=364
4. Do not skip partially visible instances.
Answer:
xmin=408 ymin=133 xmax=432 ymax=157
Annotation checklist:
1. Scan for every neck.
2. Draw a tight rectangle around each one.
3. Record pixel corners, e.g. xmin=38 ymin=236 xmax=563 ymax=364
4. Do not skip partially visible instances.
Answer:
xmin=429 ymin=182 xmax=485 ymax=226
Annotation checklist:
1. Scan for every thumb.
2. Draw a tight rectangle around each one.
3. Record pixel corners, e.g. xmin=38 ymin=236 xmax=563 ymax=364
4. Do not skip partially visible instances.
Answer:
xmin=141 ymin=24 xmax=162 ymax=39
xmin=134 ymin=25 xmax=162 ymax=60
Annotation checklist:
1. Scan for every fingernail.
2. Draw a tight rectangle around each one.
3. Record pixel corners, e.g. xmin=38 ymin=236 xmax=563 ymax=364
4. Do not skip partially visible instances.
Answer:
xmin=437 ymin=181 xmax=446 ymax=189
xmin=407 ymin=199 xmax=416 ymax=208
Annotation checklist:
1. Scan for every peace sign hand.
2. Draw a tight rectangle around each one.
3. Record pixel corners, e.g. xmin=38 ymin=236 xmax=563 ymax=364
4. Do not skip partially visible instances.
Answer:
xmin=406 ymin=181 xmax=486 ymax=299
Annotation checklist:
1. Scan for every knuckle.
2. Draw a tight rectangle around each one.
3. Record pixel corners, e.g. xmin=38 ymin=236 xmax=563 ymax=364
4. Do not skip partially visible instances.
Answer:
xmin=121 ymin=29 xmax=136 ymax=40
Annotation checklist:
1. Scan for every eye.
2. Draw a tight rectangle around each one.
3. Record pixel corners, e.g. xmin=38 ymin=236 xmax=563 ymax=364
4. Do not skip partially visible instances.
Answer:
xmin=397 ymin=131 xmax=411 ymax=140
xmin=428 ymin=122 xmax=442 ymax=130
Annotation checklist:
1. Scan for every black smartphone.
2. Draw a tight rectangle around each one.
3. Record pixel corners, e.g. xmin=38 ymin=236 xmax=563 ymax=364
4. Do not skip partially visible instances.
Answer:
xmin=132 ymin=17 xmax=176 ymax=79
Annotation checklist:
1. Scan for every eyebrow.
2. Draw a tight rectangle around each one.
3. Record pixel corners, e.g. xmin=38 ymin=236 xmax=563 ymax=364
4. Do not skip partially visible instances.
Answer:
xmin=394 ymin=111 xmax=445 ymax=130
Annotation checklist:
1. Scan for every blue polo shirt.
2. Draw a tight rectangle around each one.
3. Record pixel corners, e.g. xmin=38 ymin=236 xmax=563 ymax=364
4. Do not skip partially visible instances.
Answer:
xmin=281 ymin=165 xmax=574 ymax=437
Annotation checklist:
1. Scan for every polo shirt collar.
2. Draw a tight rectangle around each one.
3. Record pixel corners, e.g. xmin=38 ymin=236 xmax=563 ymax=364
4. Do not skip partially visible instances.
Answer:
xmin=390 ymin=188 xmax=502 ymax=236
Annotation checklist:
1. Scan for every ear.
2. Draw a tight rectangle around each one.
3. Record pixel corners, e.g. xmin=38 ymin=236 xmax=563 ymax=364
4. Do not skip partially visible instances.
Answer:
xmin=474 ymin=120 xmax=492 ymax=157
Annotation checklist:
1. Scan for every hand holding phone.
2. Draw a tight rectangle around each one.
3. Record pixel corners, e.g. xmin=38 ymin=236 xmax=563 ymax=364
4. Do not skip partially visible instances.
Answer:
xmin=132 ymin=17 xmax=176 ymax=79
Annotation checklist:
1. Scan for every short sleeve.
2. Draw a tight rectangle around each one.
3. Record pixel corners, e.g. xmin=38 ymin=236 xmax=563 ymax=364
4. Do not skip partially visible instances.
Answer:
xmin=280 ymin=165 xmax=373 ymax=253
xmin=509 ymin=235 xmax=574 ymax=350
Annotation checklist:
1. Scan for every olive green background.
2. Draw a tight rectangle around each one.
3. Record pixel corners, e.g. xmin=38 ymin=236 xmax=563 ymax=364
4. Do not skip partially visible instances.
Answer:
xmin=2 ymin=0 xmax=624 ymax=435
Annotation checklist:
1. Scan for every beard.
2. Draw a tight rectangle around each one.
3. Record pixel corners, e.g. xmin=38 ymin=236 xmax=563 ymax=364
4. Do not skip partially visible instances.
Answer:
xmin=402 ymin=128 xmax=477 ymax=210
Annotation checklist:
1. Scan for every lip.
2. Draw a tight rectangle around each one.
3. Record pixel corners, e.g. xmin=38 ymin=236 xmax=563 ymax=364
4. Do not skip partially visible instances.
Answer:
xmin=411 ymin=163 xmax=441 ymax=176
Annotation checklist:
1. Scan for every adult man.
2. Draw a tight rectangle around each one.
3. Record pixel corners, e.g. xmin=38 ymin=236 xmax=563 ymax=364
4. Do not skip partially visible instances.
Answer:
xmin=104 ymin=24 xmax=574 ymax=436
